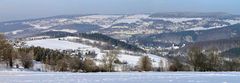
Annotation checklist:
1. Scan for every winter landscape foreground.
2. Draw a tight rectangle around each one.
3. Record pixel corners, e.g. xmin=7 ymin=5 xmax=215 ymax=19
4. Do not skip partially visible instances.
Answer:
xmin=0 ymin=71 xmax=239 ymax=83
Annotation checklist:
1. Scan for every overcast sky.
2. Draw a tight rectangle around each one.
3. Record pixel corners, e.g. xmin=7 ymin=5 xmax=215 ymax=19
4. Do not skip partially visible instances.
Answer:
xmin=0 ymin=0 xmax=239 ymax=22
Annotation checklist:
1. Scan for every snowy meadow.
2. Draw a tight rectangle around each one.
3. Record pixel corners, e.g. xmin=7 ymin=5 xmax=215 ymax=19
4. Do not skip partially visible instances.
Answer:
xmin=0 ymin=71 xmax=239 ymax=83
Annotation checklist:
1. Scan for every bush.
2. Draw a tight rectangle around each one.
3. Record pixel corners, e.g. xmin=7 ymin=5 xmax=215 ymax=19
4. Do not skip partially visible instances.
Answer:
xmin=83 ymin=58 xmax=97 ymax=72
xmin=68 ymin=56 xmax=83 ymax=72
xmin=18 ymin=49 xmax=34 ymax=69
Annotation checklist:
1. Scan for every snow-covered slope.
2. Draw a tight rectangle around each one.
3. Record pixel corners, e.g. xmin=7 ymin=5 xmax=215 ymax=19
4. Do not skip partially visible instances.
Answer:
xmin=26 ymin=38 xmax=91 ymax=50
xmin=117 ymin=52 xmax=168 ymax=68
xmin=25 ymin=37 xmax=169 ymax=69
xmin=25 ymin=37 xmax=104 ymax=57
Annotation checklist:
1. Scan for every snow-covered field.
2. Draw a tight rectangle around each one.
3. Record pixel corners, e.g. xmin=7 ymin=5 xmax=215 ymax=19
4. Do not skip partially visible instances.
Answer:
xmin=0 ymin=71 xmax=239 ymax=83
xmin=26 ymin=38 xmax=92 ymax=50
xmin=25 ymin=37 xmax=169 ymax=68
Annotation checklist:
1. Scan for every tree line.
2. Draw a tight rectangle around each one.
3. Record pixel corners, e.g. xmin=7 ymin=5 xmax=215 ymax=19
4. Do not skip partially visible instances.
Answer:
xmin=169 ymin=47 xmax=240 ymax=71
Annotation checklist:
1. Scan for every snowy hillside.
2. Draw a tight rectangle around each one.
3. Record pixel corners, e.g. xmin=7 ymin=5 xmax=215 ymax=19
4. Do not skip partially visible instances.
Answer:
xmin=25 ymin=37 xmax=104 ymax=58
xmin=116 ymin=53 xmax=168 ymax=68
xmin=26 ymin=38 xmax=92 ymax=50
xmin=24 ymin=37 xmax=169 ymax=69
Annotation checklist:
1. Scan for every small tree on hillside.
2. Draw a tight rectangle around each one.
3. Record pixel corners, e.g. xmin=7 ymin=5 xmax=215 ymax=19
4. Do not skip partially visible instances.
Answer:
xmin=18 ymin=49 xmax=34 ymax=69
xmin=102 ymin=50 xmax=119 ymax=72
xmin=138 ymin=56 xmax=152 ymax=71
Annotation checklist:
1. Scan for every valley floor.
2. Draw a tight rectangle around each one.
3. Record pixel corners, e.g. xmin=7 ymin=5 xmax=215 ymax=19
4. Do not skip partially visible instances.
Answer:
xmin=0 ymin=71 xmax=239 ymax=83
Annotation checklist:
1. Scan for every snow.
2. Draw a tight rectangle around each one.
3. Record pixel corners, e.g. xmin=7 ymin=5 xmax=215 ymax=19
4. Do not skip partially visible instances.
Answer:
xmin=5 ymin=30 xmax=24 ymax=35
xmin=0 ymin=72 xmax=239 ymax=83
xmin=224 ymin=20 xmax=240 ymax=25
xmin=111 ymin=26 xmax=129 ymax=29
xmin=186 ymin=25 xmax=227 ymax=31
xmin=28 ymin=24 xmax=51 ymax=29
xmin=25 ymin=38 xmax=104 ymax=60
xmin=147 ymin=54 xmax=168 ymax=67
xmin=62 ymin=36 xmax=81 ymax=40
xmin=118 ymin=54 xmax=140 ymax=65
xmin=57 ymin=18 xmax=68 ymax=22
xmin=49 ymin=29 xmax=78 ymax=33
xmin=25 ymin=38 xmax=93 ymax=50
xmin=115 ymin=19 xmax=141 ymax=24
xmin=62 ymin=36 xmax=105 ymax=44
xmin=11 ymin=30 xmax=24 ymax=35
xmin=33 ymin=61 xmax=47 ymax=72
xmin=117 ymin=51 xmax=168 ymax=68
xmin=25 ymin=38 xmax=168 ymax=69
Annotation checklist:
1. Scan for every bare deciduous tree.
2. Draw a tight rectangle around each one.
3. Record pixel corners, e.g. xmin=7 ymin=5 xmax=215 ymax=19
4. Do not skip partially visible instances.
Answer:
xmin=187 ymin=47 xmax=207 ymax=71
xmin=102 ymin=50 xmax=119 ymax=72
xmin=18 ymin=49 xmax=34 ymax=69
xmin=138 ymin=56 xmax=152 ymax=71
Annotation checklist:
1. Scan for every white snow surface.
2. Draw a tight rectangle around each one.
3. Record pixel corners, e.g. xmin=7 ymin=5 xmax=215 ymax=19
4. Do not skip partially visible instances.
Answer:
xmin=115 ymin=18 xmax=141 ymax=24
xmin=224 ymin=20 xmax=240 ymax=25
xmin=49 ymin=29 xmax=78 ymax=33
xmin=28 ymin=24 xmax=51 ymax=29
xmin=94 ymin=50 xmax=168 ymax=68
xmin=11 ymin=30 xmax=24 ymax=35
xmin=25 ymin=38 xmax=94 ymax=50
xmin=62 ymin=36 xmax=81 ymax=40
xmin=117 ymin=53 xmax=168 ymax=67
xmin=5 ymin=30 xmax=24 ymax=35
xmin=0 ymin=71 xmax=239 ymax=83
xmin=186 ymin=25 xmax=227 ymax=31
